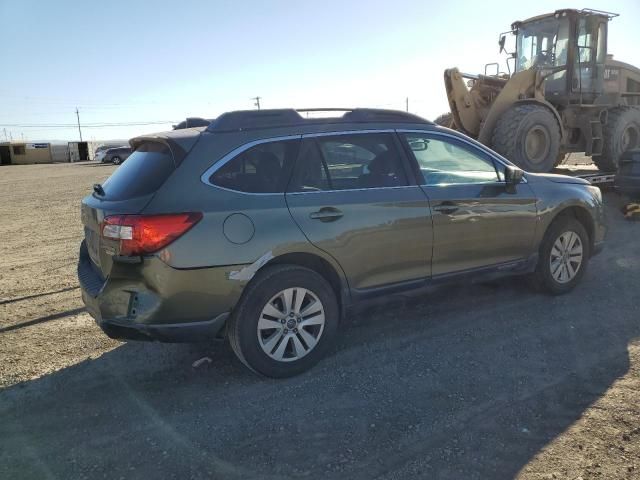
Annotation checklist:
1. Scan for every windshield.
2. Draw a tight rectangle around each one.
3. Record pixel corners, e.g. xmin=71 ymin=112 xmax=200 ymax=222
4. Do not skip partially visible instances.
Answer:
xmin=516 ymin=16 xmax=570 ymax=72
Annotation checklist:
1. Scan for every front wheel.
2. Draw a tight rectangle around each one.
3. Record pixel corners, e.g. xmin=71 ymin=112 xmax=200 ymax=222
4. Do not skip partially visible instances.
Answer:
xmin=112 ymin=156 xmax=121 ymax=165
xmin=492 ymin=104 xmax=561 ymax=173
xmin=532 ymin=217 xmax=590 ymax=295
xmin=227 ymin=265 xmax=339 ymax=378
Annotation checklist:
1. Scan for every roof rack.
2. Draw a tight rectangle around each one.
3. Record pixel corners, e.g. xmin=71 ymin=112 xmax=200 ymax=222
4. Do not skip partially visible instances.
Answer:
xmin=206 ymin=108 xmax=431 ymax=132
xmin=580 ymin=8 xmax=619 ymax=19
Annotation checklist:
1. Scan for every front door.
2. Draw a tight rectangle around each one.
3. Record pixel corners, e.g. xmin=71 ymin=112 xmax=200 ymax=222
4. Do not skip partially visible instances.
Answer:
xmin=286 ymin=132 xmax=432 ymax=291
xmin=398 ymin=131 xmax=538 ymax=277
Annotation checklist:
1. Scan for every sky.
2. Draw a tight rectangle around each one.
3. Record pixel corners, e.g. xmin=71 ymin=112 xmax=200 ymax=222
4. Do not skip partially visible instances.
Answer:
xmin=1 ymin=0 xmax=639 ymax=142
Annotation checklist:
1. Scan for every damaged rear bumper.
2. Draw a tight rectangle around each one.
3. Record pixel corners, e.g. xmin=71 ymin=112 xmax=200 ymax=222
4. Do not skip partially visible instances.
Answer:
xmin=78 ymin=241 xmax=247 ymax=343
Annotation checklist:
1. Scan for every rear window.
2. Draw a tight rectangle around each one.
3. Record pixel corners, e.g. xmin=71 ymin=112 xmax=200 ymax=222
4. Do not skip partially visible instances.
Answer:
xmin=100 ymin=143 xmax=175 ymax=200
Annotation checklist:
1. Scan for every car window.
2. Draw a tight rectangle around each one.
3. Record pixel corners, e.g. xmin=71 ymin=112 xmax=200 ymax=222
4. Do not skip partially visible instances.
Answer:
xmin=210 ymin=139 xmax=299 ymax=193
xmin=101 ymin=142 xmax=175 ymax=200
xmin=289 ymin=133 xmax=408 ymax=192
xmin=402 ymin=133 xmax=499 ymax=185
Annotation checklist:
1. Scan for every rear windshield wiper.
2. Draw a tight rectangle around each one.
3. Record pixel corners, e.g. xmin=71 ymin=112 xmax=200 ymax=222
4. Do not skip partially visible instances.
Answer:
xmin=93 ymin=183 xmax=105 ymax=196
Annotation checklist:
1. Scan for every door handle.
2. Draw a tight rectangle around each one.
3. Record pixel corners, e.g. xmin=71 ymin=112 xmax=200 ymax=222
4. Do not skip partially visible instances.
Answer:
xmin=309 ymin=207 xmax=343 ymax=222
xmin=433 ymin=202 xmax=459 ymax=215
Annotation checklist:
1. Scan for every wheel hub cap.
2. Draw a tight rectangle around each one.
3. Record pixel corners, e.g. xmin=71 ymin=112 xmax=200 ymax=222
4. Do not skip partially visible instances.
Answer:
xmin=549 ymin=231 xmax=583 ymax=284
xmin=524 ymin=126 xmax=551 ymax=164
xmin=257 ymin=287 xmax=326 ymax=362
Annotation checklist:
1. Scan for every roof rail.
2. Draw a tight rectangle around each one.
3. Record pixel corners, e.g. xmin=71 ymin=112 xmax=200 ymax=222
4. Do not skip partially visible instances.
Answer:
xmin=206 ymin=108 xmax=431 ymax=132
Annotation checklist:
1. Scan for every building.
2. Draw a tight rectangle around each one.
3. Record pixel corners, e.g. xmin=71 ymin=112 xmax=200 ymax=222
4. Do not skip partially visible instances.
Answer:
xmin=0 ymin=142 xmax=65 ymax=165
xmin=0 ymin=141 xmax=103 ymax=164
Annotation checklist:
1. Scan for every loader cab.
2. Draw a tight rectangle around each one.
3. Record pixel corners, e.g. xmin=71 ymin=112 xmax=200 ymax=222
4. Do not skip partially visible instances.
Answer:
xmin=511 ymin=9 xmax=613 ymax=104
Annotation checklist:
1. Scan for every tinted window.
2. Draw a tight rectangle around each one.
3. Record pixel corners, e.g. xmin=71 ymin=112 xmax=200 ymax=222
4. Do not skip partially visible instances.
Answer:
xmin=210 ymin=139 xmax=299 ymax=193
xmin=402 ymin=134 xmax=499 ymax=185
xmin=101 ymin=142 xmax=175 ymax=200
xmin=289 ymin=133 xmax=408 ymax=192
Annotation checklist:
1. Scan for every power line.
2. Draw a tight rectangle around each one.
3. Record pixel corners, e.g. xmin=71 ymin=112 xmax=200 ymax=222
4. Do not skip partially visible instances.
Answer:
xmin=0 ymin=121 xmax=178 ymax=128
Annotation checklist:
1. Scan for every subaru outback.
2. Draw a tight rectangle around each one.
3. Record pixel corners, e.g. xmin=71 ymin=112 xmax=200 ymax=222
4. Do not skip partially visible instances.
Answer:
xmin=78 ymin=108 xmax=605 ymax=377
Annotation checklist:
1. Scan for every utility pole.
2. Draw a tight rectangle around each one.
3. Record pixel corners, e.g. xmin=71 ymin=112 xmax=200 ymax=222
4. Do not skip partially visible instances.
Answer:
xmin=405 ymin=97 xmax=409 ymax=112
xmin=3 ymin=128 xmax=7 ymax=141
xmin=75 ymin=107 xmax=83 ymax=142
xmin=252 ymin=96 xmax=261 ymax=110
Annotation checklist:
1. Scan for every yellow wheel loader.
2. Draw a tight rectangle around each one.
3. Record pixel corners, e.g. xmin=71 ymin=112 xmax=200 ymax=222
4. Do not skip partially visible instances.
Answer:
xmin=440 ymin=8 xmax=640 ymax=173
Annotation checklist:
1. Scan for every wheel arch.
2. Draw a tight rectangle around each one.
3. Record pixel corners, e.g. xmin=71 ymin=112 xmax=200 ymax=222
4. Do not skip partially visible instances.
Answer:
xmin=545 ymin=205 xmax=595 ymax=254
xmin=264 ymin=251 xmax=350 ymax=315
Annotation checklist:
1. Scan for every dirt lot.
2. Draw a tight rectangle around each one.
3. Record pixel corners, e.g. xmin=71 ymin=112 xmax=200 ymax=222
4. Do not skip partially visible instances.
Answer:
xmin=1 ymin=161 xmax=639 ymax=479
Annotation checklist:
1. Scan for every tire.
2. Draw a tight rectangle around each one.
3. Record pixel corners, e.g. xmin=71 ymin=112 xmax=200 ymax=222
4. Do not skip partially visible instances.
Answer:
xmin=434 ymin=112 xmax=455 ymax=128
xmin=597 ymin=107 xmax=640 ymax=172
xmin=492 ymin=104 xmax=561 ymax=173
xmin=227 ymin=265 xmax=339 ymax=378
xmin=112 ymin=156 xmax=121 ymax=165
xmin=531 ymin=216 xmax=590 ymax=295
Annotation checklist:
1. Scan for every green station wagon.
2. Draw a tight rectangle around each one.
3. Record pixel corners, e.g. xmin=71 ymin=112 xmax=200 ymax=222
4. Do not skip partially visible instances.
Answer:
xmin=78 ymin=108 xmax=606 ymax=377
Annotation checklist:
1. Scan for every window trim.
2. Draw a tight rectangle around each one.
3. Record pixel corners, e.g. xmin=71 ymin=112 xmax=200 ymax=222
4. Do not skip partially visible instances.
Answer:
xmin=200 ymin=134 xmax=302 ymax=195
xmin=201 ymin=129 xmax=413 ymax=195
xmin=396 ymin=129 xmax=528 ymax=186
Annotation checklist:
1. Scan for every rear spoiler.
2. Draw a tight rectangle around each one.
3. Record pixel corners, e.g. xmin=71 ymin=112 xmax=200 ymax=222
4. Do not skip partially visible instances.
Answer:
xmin=129 ymin=129 xmax=203 ymax=166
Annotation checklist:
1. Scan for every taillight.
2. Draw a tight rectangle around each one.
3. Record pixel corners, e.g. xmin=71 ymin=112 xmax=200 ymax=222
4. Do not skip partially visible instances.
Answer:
xmin=101 ymin=213 xmax=203 ymax=256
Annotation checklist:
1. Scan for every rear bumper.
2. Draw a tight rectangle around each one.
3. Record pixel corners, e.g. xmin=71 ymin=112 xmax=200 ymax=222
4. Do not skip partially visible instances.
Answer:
xmin=77 ymin=241 xmax=245 ymax=343
xmin=95 ymin=312 xmax=229 ymax=342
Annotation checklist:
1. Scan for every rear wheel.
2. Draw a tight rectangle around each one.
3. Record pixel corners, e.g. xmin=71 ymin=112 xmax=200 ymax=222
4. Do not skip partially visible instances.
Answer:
xmin=597 ymin=107 xmax=640 ymax=172
xmin=532 ymin=216 xmax=590 ymax=295
xmin=227 ymin=265 xmax=339 ymax=378
xmin=112 ymin=156 xmax=121 ymax=165
xmin=492 ymin=104 xmax=561 ymax=173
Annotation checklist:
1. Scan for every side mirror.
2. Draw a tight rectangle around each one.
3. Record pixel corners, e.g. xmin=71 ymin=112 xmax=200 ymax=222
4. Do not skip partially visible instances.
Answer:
xmin=499 ymin=35 xmax=506 ymax=53
xmin=505 ymin=165 xmax=524 ymax=185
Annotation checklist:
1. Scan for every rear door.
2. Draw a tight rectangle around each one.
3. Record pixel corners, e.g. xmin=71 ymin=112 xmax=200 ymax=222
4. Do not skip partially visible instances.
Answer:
xmin=398 ymin=130 xmax=538 ymax=277
xmin=285 ymin=131 xmax=433 ymax=292
xmin=81 ymin=142 xmax=176 ymax=278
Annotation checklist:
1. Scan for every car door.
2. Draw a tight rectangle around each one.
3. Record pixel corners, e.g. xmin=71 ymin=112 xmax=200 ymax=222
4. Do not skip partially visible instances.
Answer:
xmin=286 ymin=131 xmax=433 ymax=293
xmin=398 ymin=130 xmax=538 ymax=277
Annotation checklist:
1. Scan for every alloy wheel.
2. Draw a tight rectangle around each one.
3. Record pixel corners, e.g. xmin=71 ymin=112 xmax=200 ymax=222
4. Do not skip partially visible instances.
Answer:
xmin=549 ymin=231 xmax=583 ymax=284
xmin=257 ymin=287 xmax=326 ymax=362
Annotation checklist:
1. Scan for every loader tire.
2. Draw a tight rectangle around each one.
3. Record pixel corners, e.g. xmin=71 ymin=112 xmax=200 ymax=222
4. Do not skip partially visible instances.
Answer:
xmin=434 ymin=112 xmax=455 ymax=128
xmin=597 ymin=107 xmax=640 ymax=172
xmin=492 ymin=104 xmax=561 ymax=173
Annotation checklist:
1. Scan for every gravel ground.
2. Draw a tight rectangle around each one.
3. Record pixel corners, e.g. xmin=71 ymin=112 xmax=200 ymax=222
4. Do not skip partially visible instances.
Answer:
xmin=0 ymin=161 xmax=639 ymax=480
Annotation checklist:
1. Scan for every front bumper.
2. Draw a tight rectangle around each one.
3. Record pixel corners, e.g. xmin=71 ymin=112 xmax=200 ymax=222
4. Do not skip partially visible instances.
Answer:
xmin=78 ymin=241 xmax=246 ymax=343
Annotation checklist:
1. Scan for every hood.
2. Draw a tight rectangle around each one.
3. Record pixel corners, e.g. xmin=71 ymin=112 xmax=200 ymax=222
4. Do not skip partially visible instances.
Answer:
xmin=528 ymin=172 xmax=590 ymax=185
